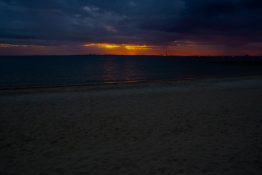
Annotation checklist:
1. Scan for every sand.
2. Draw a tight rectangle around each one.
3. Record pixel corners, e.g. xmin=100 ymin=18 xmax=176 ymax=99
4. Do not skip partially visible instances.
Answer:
xmin=0 ymin=77 xmax=262 ymax=175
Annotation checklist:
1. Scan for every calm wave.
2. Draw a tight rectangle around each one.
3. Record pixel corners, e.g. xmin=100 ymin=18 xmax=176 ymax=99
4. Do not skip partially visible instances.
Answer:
xmin=0 ymin=55 xmax=262 ymax=88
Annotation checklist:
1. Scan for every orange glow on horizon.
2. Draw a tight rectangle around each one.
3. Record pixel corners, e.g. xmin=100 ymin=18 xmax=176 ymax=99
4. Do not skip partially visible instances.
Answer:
xmin=83 ymin=43 xmax=121 ymax=49
xmin=81 ymin=42 xmax=225 ymax=55
xmin=82 ymin=43 xmax=150 ymax=50
xmin=1 ymin=41 xmax=259 ymax=56
xmin=124 ymin=45 xmax=149 ymax=50
xmin=0 ymin=44 xmax=17 ymax=48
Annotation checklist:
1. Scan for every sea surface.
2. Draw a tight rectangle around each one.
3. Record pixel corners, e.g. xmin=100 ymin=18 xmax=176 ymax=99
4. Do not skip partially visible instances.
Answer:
xmin=0 ymin=55 xmax=262 ymax=89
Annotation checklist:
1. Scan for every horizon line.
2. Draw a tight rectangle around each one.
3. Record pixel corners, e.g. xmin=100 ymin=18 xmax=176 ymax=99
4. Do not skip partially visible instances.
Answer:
xmin=0 ymin=54 xmax=261 ymax=57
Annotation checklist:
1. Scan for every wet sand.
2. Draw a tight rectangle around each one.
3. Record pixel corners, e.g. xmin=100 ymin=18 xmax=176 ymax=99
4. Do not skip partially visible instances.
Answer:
xmin=0 ymin=77 xmax=262 ymax=175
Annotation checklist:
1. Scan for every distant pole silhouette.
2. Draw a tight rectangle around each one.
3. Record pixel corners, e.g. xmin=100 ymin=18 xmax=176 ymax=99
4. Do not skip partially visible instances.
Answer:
xmin=163 ymin=45 xmax=168 ymax=56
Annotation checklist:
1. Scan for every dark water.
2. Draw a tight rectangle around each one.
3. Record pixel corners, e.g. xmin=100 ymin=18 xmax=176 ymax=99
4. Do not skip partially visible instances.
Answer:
xmin=0 ymin=55 xmax=262 ymax=88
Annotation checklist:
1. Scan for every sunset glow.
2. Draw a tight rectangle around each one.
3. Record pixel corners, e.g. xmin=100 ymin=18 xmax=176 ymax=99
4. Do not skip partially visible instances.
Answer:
xmin=81 ymin=42 xmax=228 ymax=56
xmin=1 ymin=41 xmax=260 ymax=56
xmin=124 ymin=45 xmax=149 ymax=50
xmin=82 ymin=43 xmax=150 ymax=50
xmin=83 ymin=43 xmax=121 ymax=49
xmin=0 ymin=0 xmax=261 ymax=56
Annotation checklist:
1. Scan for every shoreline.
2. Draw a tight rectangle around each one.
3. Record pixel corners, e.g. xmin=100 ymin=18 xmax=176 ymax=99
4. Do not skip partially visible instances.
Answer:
xmin=1 ymin=75 xmax=262 ymax=95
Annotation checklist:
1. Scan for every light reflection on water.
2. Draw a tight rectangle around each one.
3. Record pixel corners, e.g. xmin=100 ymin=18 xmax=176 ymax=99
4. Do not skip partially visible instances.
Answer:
xmin=103 ymin=59 xmax=118 ymax=82
xmin=0 ymin=55 xmax=262 ymax=88
xmin=102 ymin=57 xmax=145 ymax=83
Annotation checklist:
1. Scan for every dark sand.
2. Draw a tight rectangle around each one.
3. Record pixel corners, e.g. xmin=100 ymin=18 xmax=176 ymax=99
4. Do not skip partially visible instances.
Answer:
xmin=1 ymin=77 xmax=262 ymax=175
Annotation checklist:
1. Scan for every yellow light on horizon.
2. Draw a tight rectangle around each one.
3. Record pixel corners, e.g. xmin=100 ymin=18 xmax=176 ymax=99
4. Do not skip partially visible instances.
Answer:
xmin=101 ymin=44 xmax=120 ymax=49
xmin=124 ymin=45 xmax=149 ymax=50
xmin=82 ymin=43 xmax=150 ymax=50
xmin=82 ymin=43 xmax=120 ymax=49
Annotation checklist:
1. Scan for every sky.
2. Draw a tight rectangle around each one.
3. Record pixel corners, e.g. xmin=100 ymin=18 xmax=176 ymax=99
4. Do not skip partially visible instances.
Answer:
xmin=0 ymin=0 xmax=262 ymax=56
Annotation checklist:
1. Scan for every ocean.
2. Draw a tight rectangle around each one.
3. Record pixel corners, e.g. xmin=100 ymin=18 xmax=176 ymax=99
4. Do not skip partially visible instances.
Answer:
xmin=0 ymin=55 xmax=262 ymax=89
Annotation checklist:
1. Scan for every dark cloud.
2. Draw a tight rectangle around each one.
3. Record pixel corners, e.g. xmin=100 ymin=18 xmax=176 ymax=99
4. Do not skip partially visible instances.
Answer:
xmin=0 ymin=0 xmax=262 ymax=48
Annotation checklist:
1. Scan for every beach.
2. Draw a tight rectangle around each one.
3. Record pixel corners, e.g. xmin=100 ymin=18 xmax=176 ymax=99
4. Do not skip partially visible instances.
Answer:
xmin=1 ymin=77 xmax=262 ymax=175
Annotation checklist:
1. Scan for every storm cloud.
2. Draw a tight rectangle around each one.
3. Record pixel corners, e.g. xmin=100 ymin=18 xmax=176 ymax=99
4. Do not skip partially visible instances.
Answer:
xmin=0 ymin=0 xmax=262 ymax=54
